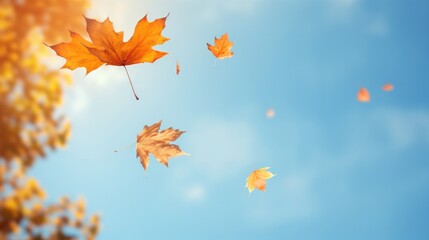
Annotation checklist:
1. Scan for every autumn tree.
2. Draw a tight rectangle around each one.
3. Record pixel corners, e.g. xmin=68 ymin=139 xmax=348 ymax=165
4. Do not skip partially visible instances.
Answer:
xmin=0 ymin=0 xmax=100 ymax=239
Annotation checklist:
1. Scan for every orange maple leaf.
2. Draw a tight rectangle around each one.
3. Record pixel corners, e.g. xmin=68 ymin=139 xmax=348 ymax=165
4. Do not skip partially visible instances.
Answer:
xmin=246 ymin=167 xmax=275 ymax=193
xmin=136 ymin=121 xmax=187 ymax=171
xmin=207 ymin=33 xmax=233 ymax=59
xmin=382 ymin=83 xmax=394 ymax=92
xmin=49 ymin=15 xmax=169 ymax=100
xmin=357 ymin=87 xmax=370 ymax=102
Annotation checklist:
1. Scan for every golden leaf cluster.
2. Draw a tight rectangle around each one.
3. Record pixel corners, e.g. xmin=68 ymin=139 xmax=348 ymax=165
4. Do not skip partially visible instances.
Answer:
xmin=0 ymin=0 xmax=101 ymax=239
xmin=0 ymin=161 xmax=100 ymax=239
xmin=0 ymin=0 xmax=90 ymax=167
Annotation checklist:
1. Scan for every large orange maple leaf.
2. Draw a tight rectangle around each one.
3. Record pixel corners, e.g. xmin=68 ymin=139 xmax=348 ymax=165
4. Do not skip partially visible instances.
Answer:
xmin=49 ymin=15 xmax=169 ymax=100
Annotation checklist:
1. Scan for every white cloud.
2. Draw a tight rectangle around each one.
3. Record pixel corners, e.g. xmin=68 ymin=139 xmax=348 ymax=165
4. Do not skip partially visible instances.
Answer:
xmin=169 ymin=0 xmax=267 ymax=23
xmin=63 ymin=66 xmax=123 ymax=116
xmin=369 ymin=17 xmax=389 ymax=36
xmin=331 ymin=0 xmax=359 ymax=8
xmin=86 ymin=0 xmax=145 ymax=38
xmin=183 ymin=184 xmax=206 ymax=203
xmin=68 ymin=85 xmax=89 ymax=114
xmin=378 ymin=109 xmax=429 ymax=149
xmin=328 ymin=0 xmax=360 ymax=20
xmin=245 ymin=172 xmax=319 ymax=226
xmin=246 ymin=107 xmax=429 ymax=225
xmin=205 ymin=0 xmax=266 ymax=22
xmin=223 ymin=0 xmax=265 ymax=15
xmin=187 ymin=117 xmax=257 ymax=182
xmin=84 ymin=65 xmax=124 ymax=87
xmin=87 ymin=0 xmax=127 ymax=23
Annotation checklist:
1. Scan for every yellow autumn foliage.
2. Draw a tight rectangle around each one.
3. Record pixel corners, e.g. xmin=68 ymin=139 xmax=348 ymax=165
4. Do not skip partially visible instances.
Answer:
xmin=0 ymin=163 xmax=100 ymax=238
xmin=0 ymin=0 xmax=88 ymax=168
xmin=0 ymin=0 xmax=100 ymax=239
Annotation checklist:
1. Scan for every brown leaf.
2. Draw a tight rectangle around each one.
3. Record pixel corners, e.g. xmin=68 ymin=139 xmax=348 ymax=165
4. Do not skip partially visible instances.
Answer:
xmin=136 ymin=121 xmax=187 ymax=170
xmin=207 ymin=33 xmax=233 ymax=59
xmin=176 ymin=61 xmax=180 ymax=75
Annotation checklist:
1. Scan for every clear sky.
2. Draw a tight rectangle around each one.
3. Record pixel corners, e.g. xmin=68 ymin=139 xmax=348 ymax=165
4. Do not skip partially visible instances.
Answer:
xmin=32 ymin=0 xmax=429 ymax=239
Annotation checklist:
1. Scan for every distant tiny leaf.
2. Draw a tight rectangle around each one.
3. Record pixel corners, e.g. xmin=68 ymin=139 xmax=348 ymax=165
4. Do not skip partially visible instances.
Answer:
xmin=266 ymin=108 xmax=275 ymax=118
xmin=176 ymin=61 xmax=180 ymax=75
xmin=207 ymin=33 xmax=233 ymax=59
xmin=382 ymin=83 xmax=394 ymax=92
xmin=136 ymin=121 xmax=187 ymax=171
xmin=357 ymin=87 xmax=370 ymax=102
xmin=246 ymin=167 xmax=275 ymax=193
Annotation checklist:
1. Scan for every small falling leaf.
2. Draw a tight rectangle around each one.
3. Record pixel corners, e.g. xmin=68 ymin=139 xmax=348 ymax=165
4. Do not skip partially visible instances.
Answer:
xmin=266 ymin=108 xmax=275 ymax=118
xmin=382 ymin=83 xmax=394 ymax=92
xmin=136 ymin=121 xmax=187 ymax=171
xmin=176 ymin=61 xmax=180 ymax=75
xmin=246 ymin=167 xmax=275 ymax=193
xmin=207 ymin=33 xmax=233 ymax=59
xmin=357 ymin=87 xmax=370 ymax=102
xmin=49 ymin=15 xmax=169 ymax=100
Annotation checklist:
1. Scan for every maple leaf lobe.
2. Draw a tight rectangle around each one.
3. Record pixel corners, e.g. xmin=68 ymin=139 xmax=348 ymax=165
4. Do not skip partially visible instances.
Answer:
xmin=49 ymin=31 xmax=103 ymax=75
xmin=84 ymin=15 xmax=169 ymax=66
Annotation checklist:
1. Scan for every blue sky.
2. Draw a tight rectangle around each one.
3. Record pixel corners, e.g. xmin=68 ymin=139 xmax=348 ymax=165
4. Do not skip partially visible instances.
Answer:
xmin=32 ymin=0 xmax=429 ymax=239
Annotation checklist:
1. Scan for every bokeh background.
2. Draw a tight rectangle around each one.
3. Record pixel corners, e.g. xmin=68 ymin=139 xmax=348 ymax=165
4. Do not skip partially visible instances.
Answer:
xmin=3 ymin=0 xmax=429 ymax=239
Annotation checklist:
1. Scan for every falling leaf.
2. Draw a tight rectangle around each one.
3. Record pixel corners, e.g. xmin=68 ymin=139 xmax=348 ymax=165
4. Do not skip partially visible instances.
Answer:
xmin=50 ymin=15 xmax=169 ymax=72
xmin=266 ymin=108 xmax=275 ymax=118
xmin=207 ymin=33 xmax=233 ymax=59
xmin=49 ymin=15 xmax=169 ymax=100
xmin=136 ymin=121 xmax=187 ymax=170
xmin=246 ymin=167 xmax=275 ymax=193
xmin=176 ymin=61 xmax=180 ymax=75
xmin=357 ymin=87 xmax=370 ymax=102
xmin=382 ymin=83 xmax=394 ymax=91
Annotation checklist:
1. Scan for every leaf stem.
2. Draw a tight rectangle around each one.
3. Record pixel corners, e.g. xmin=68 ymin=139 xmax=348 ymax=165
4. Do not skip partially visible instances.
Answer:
xmin=123 ymin=65 xmax=139 ymax=100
